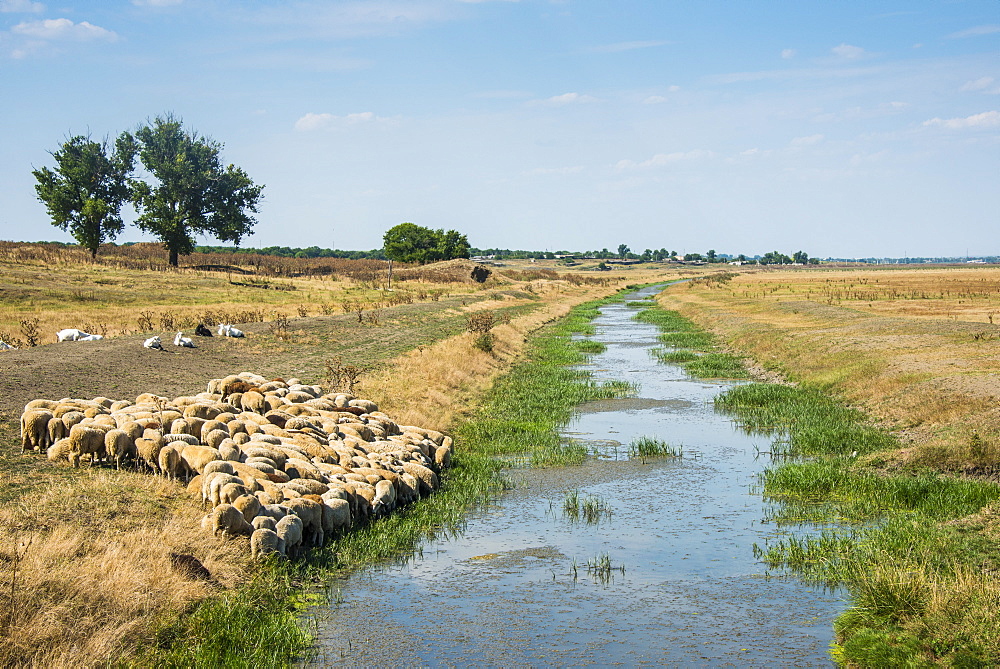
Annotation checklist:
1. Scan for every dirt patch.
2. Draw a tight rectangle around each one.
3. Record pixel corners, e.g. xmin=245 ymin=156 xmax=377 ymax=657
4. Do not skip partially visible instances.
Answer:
xmin=0 ymin=294 xmax=489 ymax=418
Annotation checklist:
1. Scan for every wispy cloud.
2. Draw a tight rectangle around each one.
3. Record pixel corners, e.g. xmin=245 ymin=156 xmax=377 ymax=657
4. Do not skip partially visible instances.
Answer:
xmin=615 ymin=149 xmax=711 ymax=170
xmin=11 ymin=17 xmax=117 ymax=41
xmin=947 ymin=24 xmax=1000 ymax=39
xmin=960 ymin=76 xmax=999 ymax=94
xmin=589 ymin=40 xmax=667 ymax=54
xmin=780 ymin=48 xmax=796 ymax=59
xmin=131 ymin=0 xmax=183 ymax=6
xmin=790 ymin=134 xmax=824 ymax=146
xmin=0 ymin=0 xmax=43 ymax=12
xmin=535 ymin=92 xmax=599 ymax=106
xmin=248 ymin=2 xmax=458 ymax=40
xmin=294 ymin=111 xmax=390 ymax=131
xmin=923 ymin=110 xmax=1000 ymax=129
xmin=831 ymin=43 xmax=866 ymax=60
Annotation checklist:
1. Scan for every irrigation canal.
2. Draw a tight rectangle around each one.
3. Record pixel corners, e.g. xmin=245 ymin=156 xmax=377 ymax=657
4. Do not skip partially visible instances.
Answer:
xmin=311 ymin=285 xmax=846 ymax=666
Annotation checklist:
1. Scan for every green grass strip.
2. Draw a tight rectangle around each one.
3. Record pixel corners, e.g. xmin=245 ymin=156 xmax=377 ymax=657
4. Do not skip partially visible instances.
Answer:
xmin=139 ymin=290 xmax=633 ymax=666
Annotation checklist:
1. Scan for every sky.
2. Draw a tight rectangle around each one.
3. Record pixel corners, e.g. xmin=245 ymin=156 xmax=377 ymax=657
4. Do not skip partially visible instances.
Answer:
xmin=1 ymin=0 xmax=997 ymax=258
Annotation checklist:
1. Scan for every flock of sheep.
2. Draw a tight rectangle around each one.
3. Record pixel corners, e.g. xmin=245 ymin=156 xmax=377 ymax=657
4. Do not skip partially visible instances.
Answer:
xmin=0 ymin=323 xmax=248 ymax=351
xmin=19 ymin=372 xmax=452 ymax=559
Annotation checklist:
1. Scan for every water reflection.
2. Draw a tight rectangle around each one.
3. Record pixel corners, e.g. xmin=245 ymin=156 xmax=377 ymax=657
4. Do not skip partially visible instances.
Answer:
xmin=310 ymin=286 xmax=844 ymax=667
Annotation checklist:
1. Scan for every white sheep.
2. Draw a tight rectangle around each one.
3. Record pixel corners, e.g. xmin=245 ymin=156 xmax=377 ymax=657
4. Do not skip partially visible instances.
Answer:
xmin=174 ymin=332 xmax=195 ymax=348
xmin=275 ymin=514 xmax=303 ymax=557
xmin=78 ymin=334 xmax=104 ymax=341
xmin=0 ymin=340 xmax=17 ymax=351
xmin=143 ymin=336 xmax=164 ymax=350
xmin=250 ymin=528 xmax=283 ymax=558
xmin=56 ymin=328 xmax=89 ymax=342
xmin=218 ymin=324 xmax=245 ymax=338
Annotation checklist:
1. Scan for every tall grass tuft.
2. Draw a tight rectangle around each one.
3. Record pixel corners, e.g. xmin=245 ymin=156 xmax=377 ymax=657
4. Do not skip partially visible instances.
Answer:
xmin=628 ymin=436 xmax=683 ymax=460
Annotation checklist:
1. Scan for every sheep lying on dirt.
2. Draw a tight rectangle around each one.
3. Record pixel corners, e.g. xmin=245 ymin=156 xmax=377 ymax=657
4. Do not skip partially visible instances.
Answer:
xmin=21 ymin=371 xmax=453 ymax=560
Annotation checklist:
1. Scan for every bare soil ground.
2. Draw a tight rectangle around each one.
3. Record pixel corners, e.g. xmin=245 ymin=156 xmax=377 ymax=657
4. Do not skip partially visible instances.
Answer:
xmin=0 ymin=294 xmax=501 ymax=419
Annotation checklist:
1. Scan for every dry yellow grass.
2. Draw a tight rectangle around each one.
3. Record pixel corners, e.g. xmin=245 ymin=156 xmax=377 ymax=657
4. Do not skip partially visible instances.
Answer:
xmin=0 ymin=257 xmax=675 ymax=666
xmin=660 ymin=265 xmax=1000 ymax=467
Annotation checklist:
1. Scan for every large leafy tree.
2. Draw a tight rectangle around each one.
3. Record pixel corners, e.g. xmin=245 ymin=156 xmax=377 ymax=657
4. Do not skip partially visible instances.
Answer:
xmin=132 ymin=114 xmax=263 ymax=266
xmin=32 ymin=133 xmax=136 ymax=259
xmin=383 ymin=222 xmax=470 ymax=264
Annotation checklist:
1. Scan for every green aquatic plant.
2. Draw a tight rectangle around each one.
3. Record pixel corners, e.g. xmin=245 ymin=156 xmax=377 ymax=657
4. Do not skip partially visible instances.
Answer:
xmin=628 ymin=436 xmax=682 ymax=461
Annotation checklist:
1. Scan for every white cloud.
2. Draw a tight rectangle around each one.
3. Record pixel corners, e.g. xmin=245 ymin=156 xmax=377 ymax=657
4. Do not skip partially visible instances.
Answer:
xmin=590 ymin=40 xmax=667 ymax=54
xmin=294 ymin=111 xmax=384 ymax=131
xmin=960 ymin=76 xmax=998 ymax=93
xmin=0 ymin=0 xmax=43 ymax=12
xmin=923 ymin=110 xmax=1000 ymax=129
xmin=643 ymin=95 xmax=666 ymax=104
xmin=780 ymin=48 xmax=796 ymax=59
xmin=538 ymin=92 xmax=598 ymax=106
xmin=831 ymin=43 xmax=865 ymax=60
xmin=615 ymin=149 xmax=711 ymax=171
xmin=12 ymin=17 xmax=117 ymax=41
xmin=947 ymin=24 xmax=1000 ymax=39
xmin=791 ymin=134 xmax=824 ymax=146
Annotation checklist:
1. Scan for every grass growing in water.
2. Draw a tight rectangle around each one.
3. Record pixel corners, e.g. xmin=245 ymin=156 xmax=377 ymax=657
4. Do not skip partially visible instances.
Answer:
xmin=720 ymin=381 xmax=1000 ymax=665
xmin=563 ymin=489 xmax=612 ymax=523
xmin=636 ymin=303 xmax=746 ymax=378
xmin=586 ymin=552 xmax=626 ymax=585
xmin=628 ymin=436 xmax=683 ymax=461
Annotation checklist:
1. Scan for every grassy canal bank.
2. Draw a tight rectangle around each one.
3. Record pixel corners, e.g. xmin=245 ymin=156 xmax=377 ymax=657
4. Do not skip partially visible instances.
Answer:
xmin=650 ymin=270 xmax=1000 ymax=666
xmin=139 ymin=288 xmax=639 ymax=666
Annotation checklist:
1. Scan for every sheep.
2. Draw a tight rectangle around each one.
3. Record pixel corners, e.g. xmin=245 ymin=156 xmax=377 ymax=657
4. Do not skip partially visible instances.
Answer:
xmin=68 ymin=424 xmax=107 ymax=467
xmin=401 ymin=461 xmax=439 ymax=496
xmin=56 ymin=328 xmax=88 ymax=342
xmin=180 ymin=444 xmax=222 ymax=479
xmin=250 ymin=528 xmax=282 ymax=558
xmin=158 ymin=443 xmax=185 ymax=481
xmin=78 ymin=334 xmax=104 ymax=341
xmin=283 ymin=498 xmax=324 ymax=547
xmin=275 ymin=514 xmax=303 ymax=557
xmin=195 ymin=323 xmax=213 ymax=337
xmin=372 ymin=479 xmax=397 ymax=516
xmin=105 ymin=429 xmax=137 ymax=469
xmin=0 ymin=340 xmax=17 ymax=351
xmin=211 ymin=503 xmax=252 ymax=536
xmin=174 ymin=332 xmax=195 ymax=348
xmin=204 ymin=473 xmax=242 ymax=508
xmin=217 ymin=323 xmax=245 ymax=338
xmin=232 ymin=493 xmax=261 ymax=522
xmin=320 ymin=497 xmax=352 ymax=535
xmin=47 ymin=438 xmax=72 ymax=463
xmin=21 ymin=409 xmax=53 ymax=452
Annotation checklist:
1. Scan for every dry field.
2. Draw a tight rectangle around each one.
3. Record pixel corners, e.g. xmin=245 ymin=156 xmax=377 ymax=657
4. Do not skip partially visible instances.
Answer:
xmin=0 ymin=243 xmax=682 ymax=666
xmin=661 ymin=264 xmax=1000 ymax=470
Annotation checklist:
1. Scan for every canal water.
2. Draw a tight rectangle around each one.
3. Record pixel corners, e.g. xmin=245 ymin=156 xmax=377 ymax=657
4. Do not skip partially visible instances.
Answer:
xmin=311 ymin=286 xmax=845 ymax=667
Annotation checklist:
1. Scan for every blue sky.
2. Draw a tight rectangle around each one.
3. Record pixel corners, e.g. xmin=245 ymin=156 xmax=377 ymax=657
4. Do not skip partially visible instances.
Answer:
xmin=1 ymin=0 xmax=997 ymax=258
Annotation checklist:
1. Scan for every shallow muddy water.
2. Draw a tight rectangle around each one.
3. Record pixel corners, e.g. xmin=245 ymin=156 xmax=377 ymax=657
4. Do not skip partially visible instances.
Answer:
xmin=311 ymin=286 xmax=845 ymax=667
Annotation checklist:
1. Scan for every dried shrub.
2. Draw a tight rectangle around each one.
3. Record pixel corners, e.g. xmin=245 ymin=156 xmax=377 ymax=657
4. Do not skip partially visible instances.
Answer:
xmin=324 ymin=358 xmax=362 ymax=393
xmin=136 ymin=311 xmax=154 ymax=332
xmin=19 ymin=318 xmax=41 ymax=347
